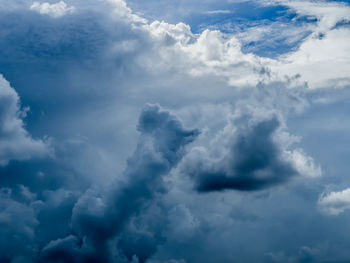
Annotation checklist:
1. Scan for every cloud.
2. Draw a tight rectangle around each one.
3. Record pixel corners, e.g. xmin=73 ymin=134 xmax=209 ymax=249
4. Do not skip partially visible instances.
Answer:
xmin=0 ymin=0 xmax=346 ymax=262
xmin=183 ymin=106 xmax=320 ymax=192
xmin=270 ymin=0 xmax=350 ymax=32
xmin=107 ymin=0 xmax=147 ymax=24
xmin=264 ymin=246 xmax=322 ymax=263
xmin=203 ymin=10 xmax=232 ymax=15
xmin=186 ymin=117 xmax=295 ymax=192
xmin=41 ymin=104 xmax=198 ymax=262
xmin=318 ymin=188 xmax=350 ymax=215
xmin=284 ymin=149 xmax=322 ymax=178
xmin=148 ymin=260 xmax=186 ymax=263
xmin=0 ymin=188 xmax=39 ymax=262
xmin=0 ymin=75 xmax=51 ymax=166
xmin=30 ymin=1 xmax=75 ymax=18
xmin=266 ymin=0 xmax=350 ymax=89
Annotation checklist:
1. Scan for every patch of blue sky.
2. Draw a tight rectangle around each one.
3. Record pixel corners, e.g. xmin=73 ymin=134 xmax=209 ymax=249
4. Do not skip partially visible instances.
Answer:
xmin=236 ymin=19 xmax=315 ymax=58
xmin=188 ymin=1 xmax=317 ymax=58
xmin=239 ymin=30 xmax=311 ymax=58
xmin=187 ymin=1 xmax=293 ymax=31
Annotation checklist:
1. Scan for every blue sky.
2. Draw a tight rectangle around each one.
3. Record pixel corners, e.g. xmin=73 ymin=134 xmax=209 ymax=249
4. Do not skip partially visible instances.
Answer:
xmin=0 ymin=0 xmax=350 ymax=262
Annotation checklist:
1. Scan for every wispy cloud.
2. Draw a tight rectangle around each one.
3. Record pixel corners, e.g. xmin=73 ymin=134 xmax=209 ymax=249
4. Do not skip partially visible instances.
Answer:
xmin=203 ymin=9 xmax=232 ymax=15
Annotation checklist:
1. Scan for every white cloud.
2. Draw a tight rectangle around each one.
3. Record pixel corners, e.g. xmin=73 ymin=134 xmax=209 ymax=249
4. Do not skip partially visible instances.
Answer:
xmin=0 ymin=75 xmax=51 ymax=166
xmin=144 ymin=1 xmax=350 ymax=91
xmin=274 ymin=0 xmax=350 ymax=32
xmin=146 ymin=21 xmax=269 ymax=88
xmin=203 ymin=10 xmax=232 ymax=15
xmin=284 ymin=149 xmax=322 ymax=178
xmin=30 ymin=1 xmax=75 ymax=18
xmin=263 ymin=0 xmax=350 ymax=89
xmin=274 ymin=27 xmax=350 ymax=89
xmin=319 ymin=188 xmax=350 ymax=215
xmin=102 ymin=0 xmax=350 ymax=93
xmin=173 ymin=0 xmax=350 ymax=90
xmin=107 ymin=0 xmax=147 ymax=24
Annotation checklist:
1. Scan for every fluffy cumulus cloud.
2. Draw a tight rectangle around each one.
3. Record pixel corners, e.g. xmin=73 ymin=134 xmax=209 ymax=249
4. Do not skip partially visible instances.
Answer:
xmin=0 ymin=0 xmax=349 ymax=262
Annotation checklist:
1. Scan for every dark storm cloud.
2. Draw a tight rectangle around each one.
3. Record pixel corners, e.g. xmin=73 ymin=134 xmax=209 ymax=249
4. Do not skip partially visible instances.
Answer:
xmin=186 ymin=116 xmax=298 ymax=192
xmin=41 ymin=104 xmax=198 ymax=263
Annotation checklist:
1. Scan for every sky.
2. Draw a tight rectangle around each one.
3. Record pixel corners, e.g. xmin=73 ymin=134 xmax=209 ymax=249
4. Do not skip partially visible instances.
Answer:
xmin=0 ymin=0 xmax=350 ymax=262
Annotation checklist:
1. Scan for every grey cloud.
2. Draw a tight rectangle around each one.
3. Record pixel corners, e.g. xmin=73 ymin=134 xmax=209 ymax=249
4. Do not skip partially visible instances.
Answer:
xmin=40 ymin=235 xmax=85 ymax=263
xmin=264 ymin=246 xmax=330 ymax=263
xmin=148 ymin=260 xmax=186 ymax=263
xmin=0 ymin=4 xmax=153 ymax=189
xmin=41 ymin=104 xmax=198 ymax=263
xmin=0 ymin=0 xmax=347 ymax=262
xmin=0 ymin=188 xmax=39 ymax=262
xmin=34 ymin=189 xmax=79 ymax=247
xmin=0 ymin=75 xmax=50 ymax=166
xmin=185 ymin=114 xmax=298 ymax=192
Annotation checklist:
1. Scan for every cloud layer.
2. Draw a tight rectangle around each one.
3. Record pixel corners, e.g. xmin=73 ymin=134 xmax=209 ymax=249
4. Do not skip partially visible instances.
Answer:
xmin=0 ymin=0 xmax=349 ymax=262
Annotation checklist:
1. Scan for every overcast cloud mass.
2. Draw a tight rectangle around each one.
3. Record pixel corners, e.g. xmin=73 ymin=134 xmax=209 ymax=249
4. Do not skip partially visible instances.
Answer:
xmin=0 ymin=0 xmax=350 ymax=262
